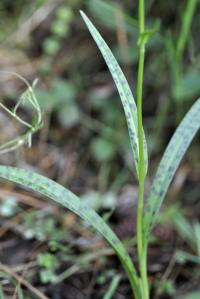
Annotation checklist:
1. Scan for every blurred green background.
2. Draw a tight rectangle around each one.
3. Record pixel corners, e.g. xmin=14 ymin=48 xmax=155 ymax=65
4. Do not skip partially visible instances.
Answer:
xmin=0 ymin=1 xmax=200 ymax=298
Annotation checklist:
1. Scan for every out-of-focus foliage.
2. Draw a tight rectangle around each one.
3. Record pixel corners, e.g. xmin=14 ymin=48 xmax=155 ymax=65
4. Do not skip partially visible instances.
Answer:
xmin=0 ymin=1 xmax=200 ymax=298
xmin=35 ymin=78 xmax=79 ymax=127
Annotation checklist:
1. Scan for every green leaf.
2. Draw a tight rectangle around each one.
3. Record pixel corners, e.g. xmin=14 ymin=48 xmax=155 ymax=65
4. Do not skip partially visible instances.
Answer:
xmin=175 ymin=250 xmax=200 ymax=265
xmin=103 ymin=274 xmax=121 ymax=299
xmin=58 ymin=104 xmax=79 ymax=128
xmin=51 ymin=20 xmax=69 ymax=38
xmin=143 ymin=99 xmax=200 ymax=246
xmin=35 ymin=79 xmax=76 ymax=110
xmin=37 ymin=253 xmax=58 ymax=269
xmin=0 ymin=166 xmax=140 ymax=298
xmin=80 ymin=11 xmax=148 ymax=178
xmin=173 ymin=212 xmax=195 ymax=248
xmin=173 ymin=69 xmax=200 ymax=101
xmin=17 ymin=285 xmax=24 ymax=299
xmin=91 ymin=137 xmax=116 ymax=162
xmin=0 ymin=285 xmax=5 ymax=299
xmin=43 ymin=38 xmax=60 ymax=56
xmin=56 ymin=6 xmax=74 ymax=22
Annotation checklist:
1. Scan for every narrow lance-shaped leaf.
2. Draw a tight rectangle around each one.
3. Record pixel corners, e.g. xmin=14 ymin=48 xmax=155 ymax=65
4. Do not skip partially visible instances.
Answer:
xmin=80 ymin=11 xmax=148 ymax=178
xmin=143 ymin=99 xmax=200 ymax=246
xmin=0 ymin=166 xmax=141 ymax=299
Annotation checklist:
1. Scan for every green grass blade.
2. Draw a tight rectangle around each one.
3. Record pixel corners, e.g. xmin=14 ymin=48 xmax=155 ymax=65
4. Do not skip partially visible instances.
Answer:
xmin=103 ymin=274 xmax=121 ymax=299
xmin=173 ymin=213 xmax=195 ymax=247
xmin=143 ymin=99 xmax=200 ymax=245
xmin=80 ymin=11 xmax=148 ymax=178
xmin=0 ymin=166 xmax=140 ymax=299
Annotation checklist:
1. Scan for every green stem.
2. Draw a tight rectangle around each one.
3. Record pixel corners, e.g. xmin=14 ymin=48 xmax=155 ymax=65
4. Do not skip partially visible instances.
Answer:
xmin=137 ymin=43 xmax=145 ymax=183
xmin=139 ymin=0 xmax=145 ymax=33
xmin=136 ymin=0 xmax=149 ymax=298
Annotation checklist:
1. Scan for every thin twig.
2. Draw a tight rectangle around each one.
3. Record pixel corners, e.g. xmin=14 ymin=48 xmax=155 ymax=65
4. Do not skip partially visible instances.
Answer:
xmin=0 ymin=263 xmax=49 ymax=299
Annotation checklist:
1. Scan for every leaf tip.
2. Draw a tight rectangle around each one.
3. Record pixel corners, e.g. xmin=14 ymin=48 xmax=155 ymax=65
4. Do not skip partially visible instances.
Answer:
xmin=80 ymin=10 xmax=90 ymax=26
xmin=79 ymin=10 xmax=86 ymax=19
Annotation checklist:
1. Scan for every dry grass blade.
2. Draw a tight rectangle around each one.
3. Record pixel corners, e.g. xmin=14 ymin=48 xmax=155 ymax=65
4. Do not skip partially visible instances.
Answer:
xmin=0 ymin=263 xmax=49 ymax=299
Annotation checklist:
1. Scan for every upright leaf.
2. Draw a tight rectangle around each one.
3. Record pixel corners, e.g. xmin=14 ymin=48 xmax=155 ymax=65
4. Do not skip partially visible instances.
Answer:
xmin=0 ymin=166 xmax=140 ymax=299
xmin=80 ymin=11 xmax=148 ymax=178
xmin=143 ymin=99 xmax=200 ymax=245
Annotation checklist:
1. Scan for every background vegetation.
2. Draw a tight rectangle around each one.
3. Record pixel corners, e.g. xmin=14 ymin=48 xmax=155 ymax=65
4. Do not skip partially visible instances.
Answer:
xmin=0 ymin=1 xmax=199 ymax=298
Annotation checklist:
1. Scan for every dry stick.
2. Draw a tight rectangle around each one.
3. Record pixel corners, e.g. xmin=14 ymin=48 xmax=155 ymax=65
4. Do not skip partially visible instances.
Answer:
xmin=12 ymin=256 xmax=38 ymax=298
xmin=0 ymin=263 xmax=49 ymax=299
xmin=7 ymin=261 xmax=37 ymax=273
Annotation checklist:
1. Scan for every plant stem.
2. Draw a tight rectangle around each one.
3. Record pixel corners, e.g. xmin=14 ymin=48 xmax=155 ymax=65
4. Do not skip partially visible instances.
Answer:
xmin=137 ymin=0 xmax=149 ymax=298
